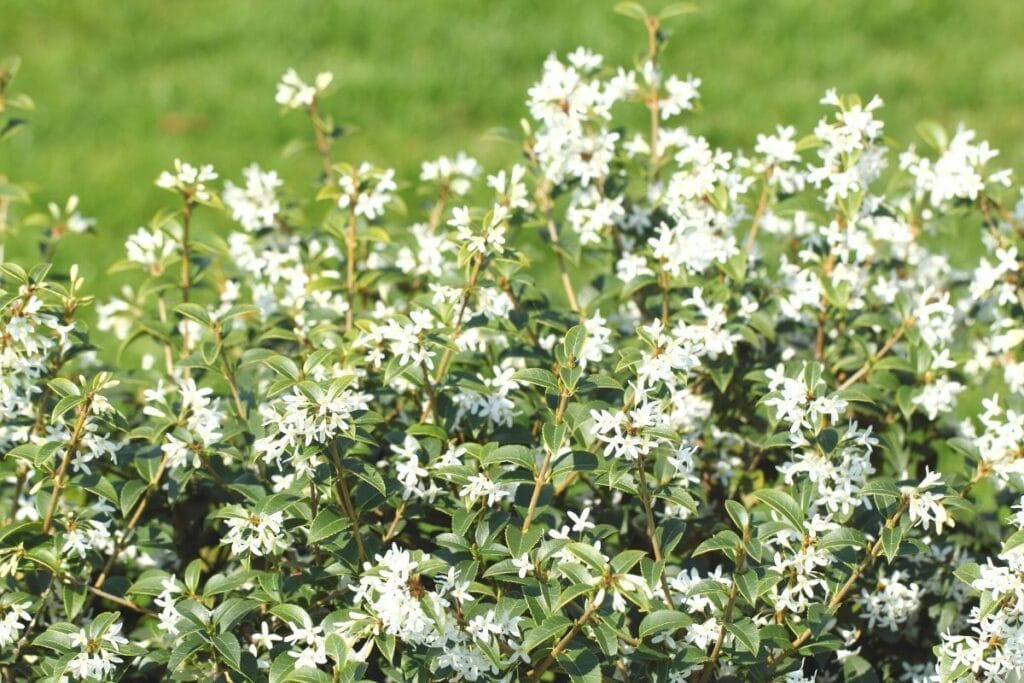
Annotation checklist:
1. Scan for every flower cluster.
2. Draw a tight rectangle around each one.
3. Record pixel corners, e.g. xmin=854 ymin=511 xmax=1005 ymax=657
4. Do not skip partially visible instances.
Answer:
xmin=3 ymin=6 xmax=1024 ymax=682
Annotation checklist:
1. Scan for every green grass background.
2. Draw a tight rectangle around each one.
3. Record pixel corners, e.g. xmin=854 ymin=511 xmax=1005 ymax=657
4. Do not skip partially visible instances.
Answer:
xmin=2 ymin=0 xmax=1023 ymax=288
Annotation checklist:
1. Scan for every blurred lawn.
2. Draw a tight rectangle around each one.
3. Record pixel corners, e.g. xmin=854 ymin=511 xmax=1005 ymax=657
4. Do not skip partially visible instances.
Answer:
xmin=2 ymin=0 xmax=1024 ymax=289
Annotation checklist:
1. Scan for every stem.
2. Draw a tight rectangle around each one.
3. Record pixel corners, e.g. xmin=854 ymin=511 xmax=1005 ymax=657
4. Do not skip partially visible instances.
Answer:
xmin=327 ymin=440 xmax=368 ymax=564
xmin=767 ymin=499 xmax=908 ymax=670
xmin=838 ymin=318 xmax=912 ymax=390
xmin=528 ymin=592 xmax=602 ymax=679
xmin=213 ymin=326 xmax=247 ymax=421
xmin=156 ymin=296 xmax=175 ymax=375
xmin=658 ymin=270 xmax=670 ymax=325
xmin=180 ymin=200 xmax=193 ymax=304
xmin=85 ymin=583 xmax=156 ymax=616
xmin=40 ymin=398 xmax=91 ymax=534
xmin=383 ymin=501 xmax=407 ymax=542
xmin=521 ymin=391 xmax=570 ymax=533
xmin=645 ymin=16 xmax=661 ymax=173
xmin=430 ymin=253 xmax=484 ymax=393
xmin=540 ymin=202 xmax=581 ymax=315
xmin=743 ymin=171 xmax=773 ymax=256
xmin=309 ymin=100 xmax=335 ymax=183
xmin=636 ymin=453 xmax=674 ymax=605
xmin=698 ymin=540 xmax=748 ymax=682
xmin=344 ymin=204 xmax=357 ymax=333
xmin=91 ymin=451 xmax=170 ymax=591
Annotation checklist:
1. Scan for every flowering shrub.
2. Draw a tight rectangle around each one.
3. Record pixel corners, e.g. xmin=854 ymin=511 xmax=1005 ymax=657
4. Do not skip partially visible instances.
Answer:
xmin=3 ymin=5 xmax=1024 ymax=681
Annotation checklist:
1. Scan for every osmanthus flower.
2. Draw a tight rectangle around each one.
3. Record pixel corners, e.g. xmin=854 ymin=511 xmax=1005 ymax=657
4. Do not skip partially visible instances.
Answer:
xmin=275 ymin=68 xmax=333 ymax=110
xmin=220 ymin=507 xmax=289 ymax=557
xmin=66 ymin=617 xmax=131 ymax=681
xmin=123 ymin=226 xmax=175 ymax=275
xmin=146 ymin=377 xmax=225 ymax=470
xmin=254 ymin=379 xmax=371 ymax=469
xmin=968 ymin=397 xmax=1024 ymax=486
xmin=902 ymin=124 xmax=1011 ymax=208
xmin=284 ymin=619 xmax=328 ymax=670
xmin=420 ymin=152 xmax=481 ymax=197
xmin=857 ymin=570 xmax=924 ymax=632
xmin=155 ymin=158 xmax=218 ymax=202
xmin=46 ymin=194 xmax=96 ymax=235
xmin=487 ymin=164 xmax=530 ymax=211
xmin=0 ymin=591 xmax=32 ymax=649
xmin=448 ymin=203 xmax=508 ymax=256
xmin=337 ymin=162 xmax=397 ymax=220
xmin=223 ymin=163 xmax=282 ymax=231
xmin=903 ymin=468 xmax=953 ymax=534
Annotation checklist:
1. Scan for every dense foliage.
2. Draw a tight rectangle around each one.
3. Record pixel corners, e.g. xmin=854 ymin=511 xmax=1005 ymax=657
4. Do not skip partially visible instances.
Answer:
xmin=3 ymin=5 xmax=1024 ymax=681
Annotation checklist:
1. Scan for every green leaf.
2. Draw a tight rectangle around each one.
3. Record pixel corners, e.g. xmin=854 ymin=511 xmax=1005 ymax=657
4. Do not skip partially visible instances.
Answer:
xmin=610 ymin=549 xmax=647 ymax=575
xmin=724 ymin=500 xmax=749 ymax=530
xmin=212 ymin=632 xmax=242 ymax=669
xmin=556 ymin=645 xmax=601 ymax=683
xmin=307 ymin=508 xmax=350 ymax=544
xmin=263 ymin=355 xmax=300 ymax=381
xmin=659 ymin=2 xmax=698 ymax=19
xmin=168 ymin=633 xmax=206 ymax=672
xmin=270 ymin=603 xmax=312 ymax=628
xmin=51 ymin=393 xmax=83 ymax=423
xmin=613 ymin=1 xmax=649 ymax=21
xmin=816 ymin=528 xmax=867 ymax=552
xmin=119 ymin=479 xmax=148 ymax=516
xmin=881 ymin=526 xmax=904 ymax=563
xmin=184 ymin=558 xmax=203 ymax=593
xmin=817 ymin=428 xmax=839 ymax=454
xmin=692 ymin=529 xmax=741 ymax=557
xmin=524 ymin=614 xmax=572 ymax=652
xmin=485 ymin=444 xmax=537 ymax=471
xmin=638 ymin=610 xmax=691 ymax=639
xmin=726 ymin=618 xmax=760 ymax=655
xmin=47 ymin=378 xmax=80 ymax=397
xmin=953 ymin=562 xmax=981 ymax=587
xmin=566 ymin=542 xmax=606 ymax=573
xmin=62 ymin=584 xmax=87 ymax=620
xmin=512 ymin=368 xmax=559 ymax=393
xmin=915 ymin=119 xmax=948 ymax=151
xmin=506 ymin=525 xmax=545 ymax=557
xmin=563 ymin=324 xmax=588 ymax=360
xmin=174 ymin=302 xmax=211 ymax=326
xmin=752 ymin=489 xmax=805 ymax=532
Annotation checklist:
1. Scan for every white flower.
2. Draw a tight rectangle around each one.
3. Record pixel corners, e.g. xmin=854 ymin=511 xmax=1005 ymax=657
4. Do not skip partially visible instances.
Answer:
xmin=156 ymin=158 xmax=217 ymax=201
xmin=275 ymin=68 xmax=333 ymax=109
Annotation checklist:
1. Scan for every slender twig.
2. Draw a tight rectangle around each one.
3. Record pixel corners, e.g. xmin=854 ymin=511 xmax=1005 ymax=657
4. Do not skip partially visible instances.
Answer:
xmin=521 ymin=391 xmax=570 ymax=533
xmin=213 ymin=325 xmax=247 ymax=421
xmin=41 ymin=397 xmax=92 ymax=534
xmin=327 ymin=440 xmax=368 ymax=564
xmin=698 ymin=537 xmax=748 ymax=682
xmin=838 ymin=318 xmax=913 ymax=390
xmin=179 ymin=200 xmax=193 ymax=304
xmin=644 ymin=16 xmax=662 ymax=174
xmin=540 ymin=197 xmax=581 ymax=315
xmin=528 ymin=592 xmax=602 ymax=679
xmin=383 ymin=501 xmax=407 ymax=542
xmin=344 ymin=200 xmax=358 ymax=333
xmin=308 ymin=99 xmax=335 ymax=183
xmin=766 ymin=499 xmax=908 ymax=670
xmin=91 ymin=452 xmax=170 ymax=592
xmin=430 ymin=253 xmax=485 ymax=399
xmin=636 ymin=453 xmax=674 ymax=605
xmin=156 ymin=296 xmax=175 ymax=376
xmin=743 ymin=170 xmax=774 ymax=256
